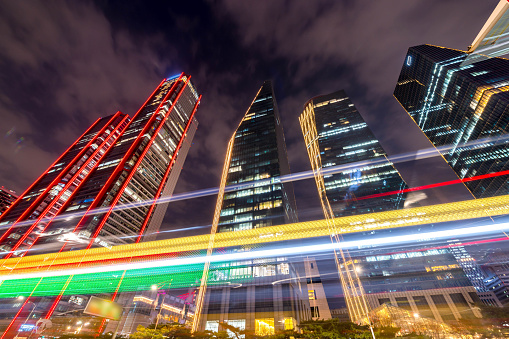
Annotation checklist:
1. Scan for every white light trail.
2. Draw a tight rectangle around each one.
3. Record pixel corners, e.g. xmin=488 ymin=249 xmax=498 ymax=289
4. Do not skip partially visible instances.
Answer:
xmin=1 ymin=220 xmax=507 ymax=282
xmin=2 ymin=133 xmax=509 ymax=234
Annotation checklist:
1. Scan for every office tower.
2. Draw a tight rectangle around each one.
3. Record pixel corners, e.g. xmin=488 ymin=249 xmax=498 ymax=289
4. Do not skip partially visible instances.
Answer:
xmin=217 ymin=81 xmax=298 ymax=231
xmin=300 ymin=90 xmax=407 ymax=217
xmin=0 ymin=74 xmax=200 ymax=339
xmin=0 ymin=187 xmax=17 ymax=217
xmin=299 ymin=90 xmax=408 ymax=323
xmin=299 ymin=91 xmax=486 ymax=325
xmin=196 ymin=81 xmax=308 ymax=335
xmin=394 ymin=44 xmax=509 ymax=198
xmin=0 ymin=74 xmax=200 ymax=257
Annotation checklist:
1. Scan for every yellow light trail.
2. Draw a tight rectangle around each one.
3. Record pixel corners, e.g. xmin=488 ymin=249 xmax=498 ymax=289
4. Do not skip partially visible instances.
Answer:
xmin=1 ymin=186 xmax=508 ymax=278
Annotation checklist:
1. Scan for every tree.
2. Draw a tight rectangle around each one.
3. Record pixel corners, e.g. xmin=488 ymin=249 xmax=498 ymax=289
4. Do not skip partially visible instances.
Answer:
xmin=130 ymin=325 xmax=165 ymax=339
xmin=295 ymin=319 xmax=374 ymax=339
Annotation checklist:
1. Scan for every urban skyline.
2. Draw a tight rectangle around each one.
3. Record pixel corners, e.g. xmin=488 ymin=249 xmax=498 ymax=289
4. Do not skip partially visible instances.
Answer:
xmin=0 ymin=1 xmax=495 ymax=236
xmin=1 ymin=1 xmax=509 ymax=338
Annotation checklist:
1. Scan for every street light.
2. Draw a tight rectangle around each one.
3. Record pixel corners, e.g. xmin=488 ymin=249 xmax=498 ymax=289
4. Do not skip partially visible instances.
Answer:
xmin=413 ymin=313 xmax=419 ymax=318
xmin=17 ymin=296 xmax=25 ymax=300
xmin=151 ymin=285 xmax=158 ymax=291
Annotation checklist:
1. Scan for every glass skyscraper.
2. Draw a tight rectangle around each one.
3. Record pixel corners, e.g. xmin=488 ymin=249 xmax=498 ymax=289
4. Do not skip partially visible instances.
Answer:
xmin=300 ymin=90 xmax=407 ymax=217
xmin=394 ymin=44 xmax=509 ymax=198
xmin=196 ymin=81 xmax=308 ymax=335
xmin=217 ymin=81 xmax=298 ymax=232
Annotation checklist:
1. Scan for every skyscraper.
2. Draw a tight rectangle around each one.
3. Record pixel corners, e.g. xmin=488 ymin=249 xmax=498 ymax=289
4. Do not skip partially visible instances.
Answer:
xmin=394 ymin=44 xmax=509 ymax=198
xmin=0 ymin=74 xmax=201 ymax=339
xmin=195 ymin=81 xmax=308 ymax=335
xmin=0 ymin=187 xmax=17 ymax=217
xmin=299 ymin=90 xmax=408 ymax=324
xmin=0 ymin=74 xmax=200 ymax=257
xmin=299 ymin=90 xmax=486 ymax=325
xmin=300 ymin=90 xmax=407 ymax=217
xmin=217 ymin=81 xmax=298 ymax=232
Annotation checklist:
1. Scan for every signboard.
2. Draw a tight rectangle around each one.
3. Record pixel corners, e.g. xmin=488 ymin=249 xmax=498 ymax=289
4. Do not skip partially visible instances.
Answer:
xmin=18 ymin=324 xmax=36 ymax=332
xmin=84 ymin=296 xmax=122 ymax=320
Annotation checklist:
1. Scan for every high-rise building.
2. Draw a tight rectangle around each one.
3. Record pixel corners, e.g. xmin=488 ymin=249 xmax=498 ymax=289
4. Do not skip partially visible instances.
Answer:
xmin=217 ymin=81 xmax=298 ymax=232
xmin=300 ymin=90 xmax=407 ymax=217
xmin=299 ymin=90 xmax=487 ymax=324
xmin=394 ymin=44 xmax=509 ymax=198
xmin=299 ymin=90 xmax=408 ymax=323
xmin=0 ymin=74 xmax=200 ymax=257
xmin=195 ymin=81 xmax=308 ymax=335
xmin=0 ymin=74 xmax=201 ymax=339
xmin=0 ymin=187 xmax=17 ymax=217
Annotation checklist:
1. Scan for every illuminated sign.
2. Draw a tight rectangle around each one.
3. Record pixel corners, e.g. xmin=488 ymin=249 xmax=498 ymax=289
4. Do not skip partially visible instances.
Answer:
xmin=84 ymin=296 xmax=122 ymax=320
xmin=19 ymin=324 xmax=36 ymax=332
xmin=406 ymin=55 xmax=412 ymax=66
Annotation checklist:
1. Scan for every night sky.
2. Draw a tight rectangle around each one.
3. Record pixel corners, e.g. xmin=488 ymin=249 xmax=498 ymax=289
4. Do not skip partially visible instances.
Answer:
xmin=0 ymin=1 xmax=498 ymax=237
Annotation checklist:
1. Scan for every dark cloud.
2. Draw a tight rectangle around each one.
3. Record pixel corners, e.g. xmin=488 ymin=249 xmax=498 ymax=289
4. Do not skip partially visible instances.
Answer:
xmin=0 ymin=0 xmax=498 ymax=233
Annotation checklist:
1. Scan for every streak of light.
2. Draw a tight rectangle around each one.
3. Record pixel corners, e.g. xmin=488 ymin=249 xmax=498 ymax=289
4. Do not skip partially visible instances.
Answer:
xmin=2 ymin=133 xmax=509 ymax=234
xmin=3 ymin=192 xmax=509 ymax=273
xmin=1 ymin=220 xmax=507 ymax=282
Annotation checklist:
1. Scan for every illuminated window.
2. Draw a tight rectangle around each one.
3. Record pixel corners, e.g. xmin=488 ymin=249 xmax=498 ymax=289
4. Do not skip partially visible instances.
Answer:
xmin=225 ymin=320 xmax=245 ymax=338
xmin=284 ymin=317 xmax=294 ymax=330
xmin=253 ymin=265 xmax=275 ymax=277
xmin=258 ymin=201 xmax=273 ymax=210
xmin=255 ymin=318 xmax=274 ymax=336
xmin=278 ymin=263 xmax=289 ymax=275
xmin=229 ymin=166 xmax=242 ymax=173
xmin=308 ymin=290 xmax=316 ymax=300
xmin=205 ymin=320 xmax=219 ymax=332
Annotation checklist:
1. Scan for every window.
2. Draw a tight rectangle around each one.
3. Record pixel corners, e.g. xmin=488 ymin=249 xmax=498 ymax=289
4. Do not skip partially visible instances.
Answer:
xmin=205 ymin=321 xmax=219 ymax=332
xmin=308 ymin=290 xmax=316 ymax=300
xmin=284 ymin=317 xmax=294 ymax=330
xmin=255 ymin=319 xmax=274 ymax=336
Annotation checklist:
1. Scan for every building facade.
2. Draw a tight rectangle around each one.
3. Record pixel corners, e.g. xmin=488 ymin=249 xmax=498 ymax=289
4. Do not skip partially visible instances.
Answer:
xmin=217 ymin=81 xmax=298 ymax=232
xmin=394 ymin=44 xmax=509 ymax=198
xmin=197 ymin=81 xmax=308 ymax=335
xmin=0 ymin=74 xmax=200 ymax=257
xmin=0 ymin=187 xmax=17 ymax=217
xmin=483 ymin=262 xmax=509 ymax=306
xmin=358 ymin=246 xmax=482 ymax=323
xmin=299 ymin=90 xmax=409 ymax=323
xmin=0 ymin=74 xmax=201 ymax=339
xmin=300 ymin=90 xmax=407 ymax=217
xmin=299 ymin=89 xmax=488 ymax=324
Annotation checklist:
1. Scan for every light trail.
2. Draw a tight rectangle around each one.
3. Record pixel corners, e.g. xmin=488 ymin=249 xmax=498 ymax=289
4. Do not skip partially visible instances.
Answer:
xmin=2 ymin=133 xmax=508 ymax=235
xmin=0 ymin=219 xmax=507 ymax=282
xmin=2 ymin=192 xmax=509 ymax=275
